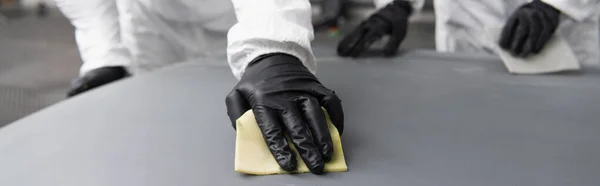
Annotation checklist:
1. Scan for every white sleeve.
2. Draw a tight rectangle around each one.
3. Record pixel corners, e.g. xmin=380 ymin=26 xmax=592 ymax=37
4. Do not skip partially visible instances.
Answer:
xmin=541 ymin=0 xmax=600 ymax=22
xmin=227 ymin=0 xmax=316 ymax=79
xmin=373 ymin=0 xmax=425 ymax=15
xmin=55 ymin=0 xmax=131 ymax=75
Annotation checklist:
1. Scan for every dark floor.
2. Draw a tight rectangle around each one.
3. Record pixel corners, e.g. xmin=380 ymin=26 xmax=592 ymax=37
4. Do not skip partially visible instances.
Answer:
xmin=0 ymin=9 xmax=436 ymax=127
xmin=0 ymin=10 xmax=80 ymax=126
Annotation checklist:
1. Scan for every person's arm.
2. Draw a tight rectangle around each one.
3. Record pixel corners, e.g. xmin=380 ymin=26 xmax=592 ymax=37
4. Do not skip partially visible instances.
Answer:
xmin=227 ymin=0 xmax=316 ymax=79
xmin=225 ymin=0 xmax=344 ymax=175
xmin=55 ymin=0 xmax=131 ymax=97
xmin=541 ymin=0 xmax=600 ymax=21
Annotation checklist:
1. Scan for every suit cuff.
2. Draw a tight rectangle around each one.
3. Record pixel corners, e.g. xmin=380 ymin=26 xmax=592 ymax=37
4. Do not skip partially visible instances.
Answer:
xmin=541 ymin=0 xmax=599 ymax=21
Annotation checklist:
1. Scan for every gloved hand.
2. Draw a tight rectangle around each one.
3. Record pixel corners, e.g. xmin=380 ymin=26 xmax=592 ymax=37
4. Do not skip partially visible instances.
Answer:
xmin=67 ymin=66 xmax=130 ymax=97
xmin=499 ymin=0 xmax=560 ymax=57
xmin=337 ymin=0 xmax=413 ymax=57
xmin=225 ymin=53 xmax=344 ymax=174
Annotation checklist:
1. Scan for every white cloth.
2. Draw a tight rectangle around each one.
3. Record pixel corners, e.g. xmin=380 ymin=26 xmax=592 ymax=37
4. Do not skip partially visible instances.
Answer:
xmin=56 ymin=0 xmax=314 ymax=78
xmin=434 ymin=0 xmax=600 ymax=66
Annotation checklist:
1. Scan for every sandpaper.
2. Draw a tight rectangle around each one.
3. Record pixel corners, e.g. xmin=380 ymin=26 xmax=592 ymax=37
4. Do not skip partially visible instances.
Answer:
xmin=486 ymin=27 xmax=580 ymax=74
xmin=234 ymin=109 xmax=347 ymax=175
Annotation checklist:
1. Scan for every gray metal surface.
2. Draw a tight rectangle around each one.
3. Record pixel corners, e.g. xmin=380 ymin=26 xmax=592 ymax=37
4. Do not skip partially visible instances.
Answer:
xmin=1 ymin=51 xmax=600 ymax=186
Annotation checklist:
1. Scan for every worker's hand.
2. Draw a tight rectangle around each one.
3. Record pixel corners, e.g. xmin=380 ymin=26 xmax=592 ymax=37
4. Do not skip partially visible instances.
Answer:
xmin=225 ymin=53 xmax=344 ymax=174
xmin=499 ymin=0 xmax=560 ymax=57
xmin=337 ymin=0 xmax=412 ymax=57
xmin=67 ymin=66 xmax=130 ymax=97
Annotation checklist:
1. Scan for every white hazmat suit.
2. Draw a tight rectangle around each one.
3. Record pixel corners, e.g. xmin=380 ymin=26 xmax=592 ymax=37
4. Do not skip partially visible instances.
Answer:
xmin=55 ymin=0 xmax=315 ymax=79
xmin=434 ymin=0 xmax=600 ymax=66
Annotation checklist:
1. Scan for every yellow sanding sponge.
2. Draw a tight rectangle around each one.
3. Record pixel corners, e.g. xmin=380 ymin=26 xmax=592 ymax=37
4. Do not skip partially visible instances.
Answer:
xmin=234 ymin=109 xmax=347 ymax=175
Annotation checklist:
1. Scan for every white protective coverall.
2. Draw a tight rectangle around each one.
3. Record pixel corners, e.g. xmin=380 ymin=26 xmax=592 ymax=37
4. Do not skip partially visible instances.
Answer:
xmin=434 ymin=0 xmax=600 ymax=66
xmin=55 ymin=0 xmax=315 ymax=79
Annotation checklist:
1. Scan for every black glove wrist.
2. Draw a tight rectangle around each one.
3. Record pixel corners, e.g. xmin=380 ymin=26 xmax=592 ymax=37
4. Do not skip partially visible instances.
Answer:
xmin=386 ymin=0 xmax=413 ymax=17
xmin=531 ymin=0 xmax=560 ymax=15
xmin=244 ymin=53 xmax=304 ymax=76
xmin=226 ymin=53 xmax=344 ymax=174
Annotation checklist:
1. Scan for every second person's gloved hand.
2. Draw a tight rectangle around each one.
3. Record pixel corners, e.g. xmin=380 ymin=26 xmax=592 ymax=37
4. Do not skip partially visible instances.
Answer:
xmin=499 ymin=0 xmax=560 ymax=57
xmin=337 ymin=0 xmax=413 ymax=57
xmin=67 ymin=66 xmax=130 ymax=97
xmin=225 ymin=53 xmax=344 ymax=174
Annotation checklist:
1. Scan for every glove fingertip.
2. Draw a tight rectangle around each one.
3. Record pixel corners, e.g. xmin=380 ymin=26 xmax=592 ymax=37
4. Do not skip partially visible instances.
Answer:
xmin=277 ymin=155 xmax=297 ymax=172
xmin=337 ymin=41 xmax=352 ymax=57
xmin=383 ymin=47 xmax=399 ymax=57
xmin=337 ymin=26 xmax=370 ymax=57
xmin=322 ymin=145 xmax=333 ymax=162
xmin=309 ymin=162 xmax=325 ymax=175
xmin=66 ymin=89 xmax=79 ymax=98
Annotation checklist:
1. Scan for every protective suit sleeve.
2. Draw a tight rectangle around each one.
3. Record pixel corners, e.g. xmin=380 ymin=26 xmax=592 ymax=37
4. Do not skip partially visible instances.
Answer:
xmin=54 ymin=0 xmax=131 ymax=76
xmin=373 ymin=0 xmax=425 ymax=16
xmin=227 ymin=0 xmax=316 ymax=79
xmin=541 ymin=0 xmax=600 ymax=21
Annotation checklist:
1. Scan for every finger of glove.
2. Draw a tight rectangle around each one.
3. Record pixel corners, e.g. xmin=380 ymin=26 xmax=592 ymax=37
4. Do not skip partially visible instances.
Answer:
xmin=383 ymin=26 xmax=406 ymax=56
xmin=520 ymin=11 xmax=541 ymax=57
xmin=349 ymin=30 xmax=382 ymax=58
xmin=299 ymin=96 xmax=334 ymax=162
xmin=254 ymin=106 xmax=296 ymax=172
xmin=533 ymin=12 xmax=554 ymax=53
xmin=337 ymin=26 xmax=369 ymax=57
xmin=509 ymin=18 xmax=530 ymax=56
xmin=499 ymin=16 xmax=520 ymax=50
xmin=225 ymin=90 xmax=251 ymax=129
xmin=67 ymin=67 xmax=130 ymax=97
xmin=383 ymin=13 xmax=408 ymax=56
xmin=312 ymin=87 xmax=344 ymax=135
xmin=66 ymin=84 xmax=88 ymax=97
xmin=281 ymin=107 xmax=324 ymax=174
xmin=67 ymin=77 xmax=112 ymax=97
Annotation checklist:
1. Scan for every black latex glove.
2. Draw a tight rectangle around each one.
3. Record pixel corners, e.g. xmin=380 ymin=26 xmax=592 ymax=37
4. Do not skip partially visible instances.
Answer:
xmin=67 ymin=66 xmax=130 ymax=97
xmin=225 ymin=53 xmax=344 ymax=174
xmin=337 ymin=0 xmax=412 ymax=57
xmin=499 ymin=0 xmax=560 ymax=57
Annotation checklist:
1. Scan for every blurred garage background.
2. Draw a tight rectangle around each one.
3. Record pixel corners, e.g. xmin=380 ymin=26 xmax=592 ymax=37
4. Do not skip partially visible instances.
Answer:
xmin=0 ymin=0 xmax=430 ymax=126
